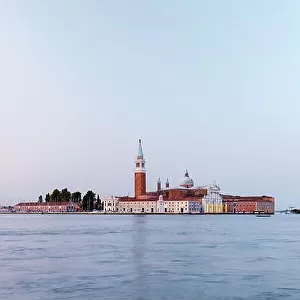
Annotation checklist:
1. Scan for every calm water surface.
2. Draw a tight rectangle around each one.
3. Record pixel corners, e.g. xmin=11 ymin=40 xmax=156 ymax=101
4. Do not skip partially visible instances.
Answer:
xmin=0 ymin=214 xmax=300 ymax=300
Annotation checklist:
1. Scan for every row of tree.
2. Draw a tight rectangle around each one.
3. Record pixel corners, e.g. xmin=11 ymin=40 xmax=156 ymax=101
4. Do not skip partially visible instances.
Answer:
xmin=38 ymin=188 xmax=102 ymax=211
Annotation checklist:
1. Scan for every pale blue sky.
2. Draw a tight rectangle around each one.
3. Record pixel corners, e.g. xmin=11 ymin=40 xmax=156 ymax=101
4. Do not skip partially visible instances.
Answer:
xmin=1 ymin=1 xmax=300 ymax=209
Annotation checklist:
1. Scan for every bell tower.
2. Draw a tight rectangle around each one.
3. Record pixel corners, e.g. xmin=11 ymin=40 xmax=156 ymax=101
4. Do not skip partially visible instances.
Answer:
xmin=135 ymin=139 xmax=146 ymax=198
xmin=157 ymin=178 xmax=161 ymax=191
xmin=166 ymin=178 xmax=170 ymax=188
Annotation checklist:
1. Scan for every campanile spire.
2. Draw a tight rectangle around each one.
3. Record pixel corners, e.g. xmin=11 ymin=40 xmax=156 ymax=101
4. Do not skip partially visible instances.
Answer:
xmin=137 ymin=139 xmax=144 ymax=159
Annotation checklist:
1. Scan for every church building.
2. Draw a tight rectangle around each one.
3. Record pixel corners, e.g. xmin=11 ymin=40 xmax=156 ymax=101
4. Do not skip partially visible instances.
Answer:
xmin=105 ymin=139 xmax=226 ymax=214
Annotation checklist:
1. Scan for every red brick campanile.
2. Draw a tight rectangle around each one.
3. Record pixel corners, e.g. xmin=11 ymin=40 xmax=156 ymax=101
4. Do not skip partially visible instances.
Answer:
xmin=135 ymin=139 xmax=146 ymax=198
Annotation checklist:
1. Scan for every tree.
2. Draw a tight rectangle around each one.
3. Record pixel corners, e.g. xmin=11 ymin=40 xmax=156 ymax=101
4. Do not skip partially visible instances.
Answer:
xmin=82 ymin=190 xmax=95 ymax=211
xmin=38 ymin=195 xmax=43 ymax=203
xmin=45 ymin=193 xmax=50 ymax=202
xmin=95 ymin=194 xmax=101 ymax=210
xmin=61 ymin=188 xmax=71 ymax=202
xmin=82 ymin=195 xmax=88 ymax=211
xmin=71 ymin=192 xmax=81 ymax=203
xmin=50 ymin=189 xmax=61 ymax=203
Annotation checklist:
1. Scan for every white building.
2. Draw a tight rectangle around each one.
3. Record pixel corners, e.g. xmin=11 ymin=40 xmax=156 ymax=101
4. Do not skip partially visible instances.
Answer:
xmin=202 ymin=183 xmax=223 ymax=213
xmin=103 ymin=196 xmax=119 ymax=212
xmin=157 ymin=195 xmax=165 ymax=213
xmin=118 ymin=198 xmax=157 ymax=213
xmin=164 ymin=199 xmax=187 ymax=213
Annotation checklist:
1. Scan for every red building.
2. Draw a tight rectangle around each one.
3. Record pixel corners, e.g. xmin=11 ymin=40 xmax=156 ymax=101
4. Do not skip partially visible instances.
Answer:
xmin=222 ymin=195 xmax=275 ymax=214
xmin=14 ymin=202 xmax=82 ymax=213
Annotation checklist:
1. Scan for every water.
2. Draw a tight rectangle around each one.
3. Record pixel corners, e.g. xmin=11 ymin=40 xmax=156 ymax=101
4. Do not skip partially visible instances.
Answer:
xmin=0 ymin=214 xmax=300 ymax=300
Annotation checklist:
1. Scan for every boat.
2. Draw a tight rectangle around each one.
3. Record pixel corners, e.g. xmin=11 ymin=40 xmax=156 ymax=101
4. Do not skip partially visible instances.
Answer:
xmin=254 ymin=210 xmax=271 ymax=217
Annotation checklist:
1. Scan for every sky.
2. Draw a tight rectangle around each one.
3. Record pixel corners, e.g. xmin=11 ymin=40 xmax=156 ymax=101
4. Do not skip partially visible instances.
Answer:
xmin=0 ymin=1 xmax=300 ymax=209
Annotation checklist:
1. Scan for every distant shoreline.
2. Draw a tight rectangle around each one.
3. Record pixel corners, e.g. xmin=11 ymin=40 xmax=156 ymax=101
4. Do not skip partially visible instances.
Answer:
xmin=0 ymin=212 xmax=275 ymax=216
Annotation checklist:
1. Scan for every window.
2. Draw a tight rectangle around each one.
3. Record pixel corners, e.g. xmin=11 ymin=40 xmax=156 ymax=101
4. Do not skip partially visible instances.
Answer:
xmin=142 ymin=162 xmax=145 ymax=168
xmin=136 ymin=163 xmax=139 ymax=168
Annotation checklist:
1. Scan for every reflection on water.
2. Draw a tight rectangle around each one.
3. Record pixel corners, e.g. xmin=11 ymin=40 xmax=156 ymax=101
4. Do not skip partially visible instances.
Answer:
xmin=132 ymin=216 xmax=147 ymax=300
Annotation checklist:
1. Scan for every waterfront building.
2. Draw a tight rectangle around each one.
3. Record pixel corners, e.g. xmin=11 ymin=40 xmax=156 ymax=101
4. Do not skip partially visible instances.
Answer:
xmin=164 ymin=198 xmax=200 ymax=214
xmin=222 ymin=195 xmax=275 ymax=214
xmin=103 ymin=196 xmax=119 ymax=212
xmin=202 ymin=183 xmax=225 ymax=213
xmin=14 ymin=202 xmax=81 ymax=213
xmin=118 ymin=195 xmax=203 ymax=214
xmin=118 ymin=197 xmax=157 ymax=213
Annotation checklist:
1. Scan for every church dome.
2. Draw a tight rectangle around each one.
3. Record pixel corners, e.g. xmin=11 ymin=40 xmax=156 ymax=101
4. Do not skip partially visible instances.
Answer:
xmin=180 ymin=170 xmax=194 ymax=188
